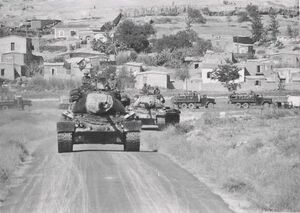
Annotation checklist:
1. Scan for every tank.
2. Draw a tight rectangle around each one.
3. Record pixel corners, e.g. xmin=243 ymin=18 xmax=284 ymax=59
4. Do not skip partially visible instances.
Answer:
xmin=56 ymin=86 xmax=141 ymax=153
xmin=131 ymin=94 xmax=180 ymax=130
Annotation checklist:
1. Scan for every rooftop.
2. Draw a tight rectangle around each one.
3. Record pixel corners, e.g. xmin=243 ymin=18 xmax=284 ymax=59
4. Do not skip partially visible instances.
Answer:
xmin=44 ymin=62 xmax=64 ymax=66
xmin=136 ymin=70 xmax=168 ymax=75
xmin=125 ymin=62 xmax=144 ymax=67
xmin=54 ymin=23 xmax=90 ymax=29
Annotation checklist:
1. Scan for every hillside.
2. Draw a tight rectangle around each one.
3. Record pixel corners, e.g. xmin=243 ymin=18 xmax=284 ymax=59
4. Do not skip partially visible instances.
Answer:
xmin=0 ymin=0 xmax=297 ymax=26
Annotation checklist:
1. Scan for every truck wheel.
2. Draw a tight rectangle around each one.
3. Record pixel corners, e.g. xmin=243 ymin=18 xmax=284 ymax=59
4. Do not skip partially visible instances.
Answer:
xmin=263 ymin=103 xmax=270 ymax=108
xmin=181 ymin=103 xmax=188 ymax=109
xmin=2 ymin=105 xmax=8 ymax=110
xmin=242 ymin=103 xmax=249 ymax=108
xmin=124 ymin=132 xmax=140 ymax=152
xmin=57 ymin=133 xmax=73 ymax=153
xmin=236 ymin=103 xmax=242 ymax=108
xmin=206 ymin=103 xmax=214 ymax=108
xmin=188 ymin=103 xmax=195 ymax=109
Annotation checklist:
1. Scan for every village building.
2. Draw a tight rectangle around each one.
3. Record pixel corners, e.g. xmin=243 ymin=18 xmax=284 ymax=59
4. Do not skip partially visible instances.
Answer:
xmin=124 ymin=62 xmax=144 ymax=76
xmin=0 ymin=35 xmax=43 ymax=80
xmin=270 ymin=52 xmax=300 ymax=68
xmin=135 ymin=70 xmax=170 ymax=89
xmin=44 ymin=62 xmax=70 ymax=79
xmin=232 ymin=36 xmax=255 ymax=59
xmin=54 ymin=23 xmax=92 ymax=40
xmin=275 ymin=68 xmax=300 ymax=83
xmin=30 ymin=19 xmax=61 ymax=30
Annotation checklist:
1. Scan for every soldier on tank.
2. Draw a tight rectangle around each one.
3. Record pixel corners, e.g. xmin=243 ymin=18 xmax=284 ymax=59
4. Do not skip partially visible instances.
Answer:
xmin=105 ymin=73 xmax=119 ymax=91
xmin=82 ymin=70 xmax=91 ymax=86
xmin=141 ymin=83 xmax=149 ymax=94
xmin=153 ymin=87 xmax=160 ymax=95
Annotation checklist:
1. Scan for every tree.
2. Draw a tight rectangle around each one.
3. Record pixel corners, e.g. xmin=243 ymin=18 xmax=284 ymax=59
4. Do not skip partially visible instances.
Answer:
xmin=246 ymin=4 xmax=264 ymax=42
xmin=286 ymin=25 xmax=293 ymax=37
xmin=114 ymin=20 xmax=155 ymax=53
xmin=187 ymin=8 xmax=206 ymax=24
xmin=175 ymin=65 xmax=190 ymax=91
xmin=237 ymin=11 xmax=250 ymax=23
xmin=153 ymin=30 xmax=197 ymax=52
xmin=268 ymin=8 xmax=280 ymax=41
xmin=117 ymin=66 xmax=136 ymax=89
xmin=211 ymin=59 xmax=241 ymax=91
xmin=188 ymin=38 xmax=212 ymax=56
xmin=250 ymin=12 xmax=264 ymax=42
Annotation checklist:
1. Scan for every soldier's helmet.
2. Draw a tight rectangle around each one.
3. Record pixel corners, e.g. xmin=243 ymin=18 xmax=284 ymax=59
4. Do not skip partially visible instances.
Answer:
xmin=83 ymin=69 xmax=90 ymax=76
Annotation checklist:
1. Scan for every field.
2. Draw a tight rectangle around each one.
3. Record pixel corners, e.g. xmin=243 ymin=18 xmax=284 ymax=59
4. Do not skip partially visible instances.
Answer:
xmin=0 ymin=102 xmax=59 ymax=201
xmin=145 ymin=101 xmax=300 ymax=212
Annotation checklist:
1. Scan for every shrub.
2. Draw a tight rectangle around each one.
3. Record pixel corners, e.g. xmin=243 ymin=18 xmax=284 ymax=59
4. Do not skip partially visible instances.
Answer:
xmin=116 ymin=51 xmax=137 ymax=65
xmin=152 ymin=30 xmax=197 ymax=52
xmin=136 ymin=53 xmax=157 ymax=66
xmin=27 ymin=75 xmax=80 ymax=91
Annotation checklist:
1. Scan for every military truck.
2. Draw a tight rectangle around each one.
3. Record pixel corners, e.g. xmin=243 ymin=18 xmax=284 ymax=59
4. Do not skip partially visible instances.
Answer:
xmin=56 ymin=87 xmax=142 ymax=153
xmin=228 ymin=92 xmax=273 ymax=108
xmin=131 ymin=94 xmax=180 ymax=130
xmin=0 ymin=95 xmax=32 ymax=110
xmin=171 ymin=92 xmax=216 ymax=109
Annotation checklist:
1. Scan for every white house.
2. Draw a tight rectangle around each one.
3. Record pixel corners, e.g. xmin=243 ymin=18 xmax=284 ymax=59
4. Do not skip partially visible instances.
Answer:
xmin=135 ymin=70 xmax=169 ymax=89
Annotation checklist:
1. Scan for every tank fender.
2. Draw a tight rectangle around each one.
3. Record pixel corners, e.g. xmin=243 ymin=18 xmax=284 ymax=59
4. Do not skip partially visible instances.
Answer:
xmin=57 ymin=121 xmax=75 ymax=133
xmin=165 ymin=108 xmax=181 ymax=114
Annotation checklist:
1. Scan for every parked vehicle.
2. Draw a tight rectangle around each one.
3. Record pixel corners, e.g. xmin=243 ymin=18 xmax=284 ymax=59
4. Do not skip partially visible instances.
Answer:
xmin=0 ymin=95 xmax=32 ymax=110
xmin=171 ymin=92 xmax=216 ymax=109
xmin=228 ymin=92 xmax=272 ymax=108
xmin=57 ymin=87 xmax=141 ymax=153
xmin=287 ymin=96 xmax=300 ymax=108
xmin=132 ymin=94 xmax=180 ymax=130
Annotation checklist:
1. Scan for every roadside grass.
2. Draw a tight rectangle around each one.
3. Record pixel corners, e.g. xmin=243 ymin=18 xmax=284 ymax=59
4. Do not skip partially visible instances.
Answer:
xmin=0 ymin=107 xmax=59 ymax=185
xmin=145 ymin=109 xmax=300 ymax=211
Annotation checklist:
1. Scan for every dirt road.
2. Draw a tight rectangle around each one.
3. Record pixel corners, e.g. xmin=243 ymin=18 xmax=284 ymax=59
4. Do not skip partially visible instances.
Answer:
xmin=0 ymin=132 xmax=233 ymax=213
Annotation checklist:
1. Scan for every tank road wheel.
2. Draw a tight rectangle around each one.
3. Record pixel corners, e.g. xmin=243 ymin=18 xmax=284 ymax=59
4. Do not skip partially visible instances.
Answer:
xmin=188 ymin=103 xmax=195 ymax=109
xmin=181 ymin=103 xmax=188 ymax=110
xmin=242 ymin=103 xmax=249 ymax=109
xmin=124 ymin=132 xmax=140 ymax=152
xmin=57 ymin=133 xmax=73 ymax=153
xmin=236 ymin=103 xmax=242 ymax=108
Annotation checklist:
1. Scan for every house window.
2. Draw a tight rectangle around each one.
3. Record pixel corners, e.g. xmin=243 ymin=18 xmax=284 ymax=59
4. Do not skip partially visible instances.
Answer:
xmin=1 ymin=69 xmax=4 ymax=76
xmin=11 ymin=42 xmax=15 ymax=51
xmin=255 ymin=80 xmax=261 ymax=86
xmin=143 ymin=76 xmax=147 ymax=84
xmin=70 ymin=31 xmax=77 ymax=36
xmin=59 ymin=30 xmax=64 ymax=37
xmin=194 ymin=63 xmax=199 ymax=69
xmin=51 ymin=68 xmax=56 ymax=75
xmin=257 ymin=65 xmax=261 ymax=73
xmin=207 ymin=72 xmax=212 ymax=79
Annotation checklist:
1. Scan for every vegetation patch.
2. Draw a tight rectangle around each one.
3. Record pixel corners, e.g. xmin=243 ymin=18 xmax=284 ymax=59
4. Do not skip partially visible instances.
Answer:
xmin=0 ymin=110 xmax=58 ymax=186
xmin=145 ymin=110 xmax=300 ymax=211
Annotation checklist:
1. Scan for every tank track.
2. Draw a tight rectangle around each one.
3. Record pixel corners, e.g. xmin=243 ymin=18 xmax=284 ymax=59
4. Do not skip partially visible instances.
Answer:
xmin=57 ymin=133 xmax=73 ymax=153
xmin=124 ymin=132 xmax=140 ymax=152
